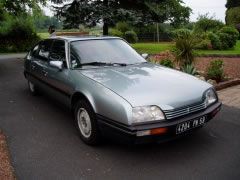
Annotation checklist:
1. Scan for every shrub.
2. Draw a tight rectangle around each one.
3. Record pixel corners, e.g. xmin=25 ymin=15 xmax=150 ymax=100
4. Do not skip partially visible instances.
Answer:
xmin=218 ymin=33 xmax=231 ymax=49
xmin=173 ymin=29 xmax=197 ymax=67
xmin=207 ymin=26 xmax=239 ymax=50
xmin=149 ymin=58 xmax=158 ymax=64
xmin=160 ymin=59 xmax=174 ymax=68
xmin=109 ymin=28 xmax=123 ymax=38
xmin=181 ymin=64 xmax=197 ymax=75
xmin=0 ymin=17 xmax=40 ymax=52
xmin=173 ymin=28 xmax=191 ymax=39
xmin=124 ymin=30 xmax=138 ymax=43
xmin=195 ymin=39 xmax=211 ymax=50
xmin=218 ymin=26 xmax=239 ymax=48
xmin=208 ymin=32 xmax=222 ymax=50
xmin=207 ymin=59 xmax=224 ymax=82
xmin=116 ymin=22 xmax=131 ymax=33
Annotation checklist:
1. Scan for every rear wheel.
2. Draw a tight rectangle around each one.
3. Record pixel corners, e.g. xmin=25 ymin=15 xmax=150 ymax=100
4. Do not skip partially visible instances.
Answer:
xmin=28 ymin=81 xmax=39 ymax=96
xmin=74 ymin=100 xmax=101 ymax=145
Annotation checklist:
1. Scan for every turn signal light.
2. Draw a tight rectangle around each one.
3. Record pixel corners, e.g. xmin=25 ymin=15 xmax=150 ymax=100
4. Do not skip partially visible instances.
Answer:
xmin=150 ymin=127 xmax=168 ymax=135
xmin=136 ymin=127 xmax=168 ymax=137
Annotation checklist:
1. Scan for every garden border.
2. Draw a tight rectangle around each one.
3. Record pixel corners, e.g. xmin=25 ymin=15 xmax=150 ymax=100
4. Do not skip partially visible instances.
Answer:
xmin=214 ymin=79 xmax=240 ymax=91
xmin=197 ymin=54 xmax=240 ymax=58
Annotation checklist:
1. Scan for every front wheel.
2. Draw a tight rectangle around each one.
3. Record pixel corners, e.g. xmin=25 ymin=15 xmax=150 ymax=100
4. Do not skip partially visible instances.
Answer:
xmin=28 ymin=81 xmax=39 ymax=96
xmin=74 ymin=100 xmax=101 ymax=145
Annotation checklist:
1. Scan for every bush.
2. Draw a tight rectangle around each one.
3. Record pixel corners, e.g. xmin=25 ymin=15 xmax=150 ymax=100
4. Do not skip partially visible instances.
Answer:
xmin=173 ymin=28 xmax=192 ymax=39
xmin=195 ymin=39 xmax=211 ymax=50
xmin=218 ymin=26 xmax=239 ymax=48
xmin=181 ymin=64 xmax=197 ymax=75
xmin=116 ymin=22 xmax=131 ymax=33
xmin=124 ymin=31 xmax=138 ymax=43
xmin=207 ymin=59 xmax=224 ymax=82
xmin=173 ymin=29 xmax=197 ymax=67
xmin=0 ymin=17 xmax=40 ymax=52
xmin=160 ymin=59 xmax=174 ymax=68
xmin=208 ymin=32 xmax=222 ymax=50
xmin=109 ymin=28 xmax=123 ymax=38
xmin=207 ymin=26 xmax=239 ymax=50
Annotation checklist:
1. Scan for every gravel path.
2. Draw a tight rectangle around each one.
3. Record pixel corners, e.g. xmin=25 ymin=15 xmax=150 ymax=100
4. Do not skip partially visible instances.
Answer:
xmin=195 ymin=57 xmax=240 ymax=79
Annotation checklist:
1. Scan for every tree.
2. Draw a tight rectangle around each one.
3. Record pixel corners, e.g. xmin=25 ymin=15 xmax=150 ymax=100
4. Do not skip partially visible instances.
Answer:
xmin=225 ymin=0 xmax=240 ymax=32
xmin=51 ymin=0 xmax=191 ymax=35
xmin=32 ymin=10 xmax=62 ymax=30
xmin=226 ymin=0 xmax=240 ymax=9
xmin=194 ymin=14 xmax=224 ymax=32
xmin=1 ymin=0 xmax=46 ymax=15
xmin=226 ymin=7 xmax=240 ymax=27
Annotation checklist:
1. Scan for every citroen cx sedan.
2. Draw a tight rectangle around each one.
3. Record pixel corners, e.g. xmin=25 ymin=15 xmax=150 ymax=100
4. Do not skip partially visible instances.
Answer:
xmin=24 ymin=36 xmax=221 ymax=145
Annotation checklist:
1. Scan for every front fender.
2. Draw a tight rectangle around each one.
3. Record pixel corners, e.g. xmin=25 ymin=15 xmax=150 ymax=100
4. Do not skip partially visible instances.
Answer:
xmin=71 ymin=72 xmax=133 ymax=125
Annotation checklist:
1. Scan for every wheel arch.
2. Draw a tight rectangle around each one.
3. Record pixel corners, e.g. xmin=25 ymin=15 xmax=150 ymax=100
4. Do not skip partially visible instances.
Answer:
xmin=71 ymin=91 xmax=96 ymax=113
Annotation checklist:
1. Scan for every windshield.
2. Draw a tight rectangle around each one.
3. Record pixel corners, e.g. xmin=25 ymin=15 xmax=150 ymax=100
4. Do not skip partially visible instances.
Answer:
xmin=70 ymin=39 xmax=146 ymax=68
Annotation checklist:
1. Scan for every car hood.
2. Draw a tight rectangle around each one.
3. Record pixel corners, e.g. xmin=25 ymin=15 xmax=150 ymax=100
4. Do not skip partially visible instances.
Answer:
xmin=79 ymin=63 xmax=212 ymax=110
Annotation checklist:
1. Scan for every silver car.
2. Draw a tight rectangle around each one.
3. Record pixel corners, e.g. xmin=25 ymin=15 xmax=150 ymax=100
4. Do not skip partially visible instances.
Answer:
xmin=24 ymin=36 xmax=222 ymax=145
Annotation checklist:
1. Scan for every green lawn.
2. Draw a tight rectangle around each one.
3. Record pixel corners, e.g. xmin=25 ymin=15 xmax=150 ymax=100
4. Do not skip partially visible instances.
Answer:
xmin=132 ymin=42 xmax=174 ymax=54
xmin=132 ymin=41 xmax=240 ymax=55
xmin=38 ymin=32 xmax=49 ymax=39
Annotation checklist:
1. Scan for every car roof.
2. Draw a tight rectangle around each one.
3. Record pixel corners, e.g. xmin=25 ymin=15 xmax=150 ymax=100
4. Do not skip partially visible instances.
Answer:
xmin=48 ymin=36 xmax=121 ymax=42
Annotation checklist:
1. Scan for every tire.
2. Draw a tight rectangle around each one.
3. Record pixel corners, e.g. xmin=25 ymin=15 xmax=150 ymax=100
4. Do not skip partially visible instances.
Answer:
xmin=74 ymin=100 xmax=101 ymax=145
xmin=28 ymin=81 xmax=39 ymax=96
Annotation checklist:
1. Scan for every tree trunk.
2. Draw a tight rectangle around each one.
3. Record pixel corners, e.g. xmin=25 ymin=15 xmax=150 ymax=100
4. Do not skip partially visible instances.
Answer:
xmin=103 ymin=22 xmax=109 ymax=35
xmin=103 ymin=0 xmax=109 ymax=35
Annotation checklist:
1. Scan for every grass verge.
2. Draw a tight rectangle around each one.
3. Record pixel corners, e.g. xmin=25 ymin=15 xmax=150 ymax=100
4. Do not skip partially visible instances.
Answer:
xmin=132 ymin=41 xmax=240 ymax=56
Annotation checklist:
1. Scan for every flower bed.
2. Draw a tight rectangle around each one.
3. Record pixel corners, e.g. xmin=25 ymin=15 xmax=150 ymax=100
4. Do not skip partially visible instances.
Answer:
xmin=149 ymin=52 xmax=240 ymax=88
xmin=0 ymin=131 xmax=15 ymax=180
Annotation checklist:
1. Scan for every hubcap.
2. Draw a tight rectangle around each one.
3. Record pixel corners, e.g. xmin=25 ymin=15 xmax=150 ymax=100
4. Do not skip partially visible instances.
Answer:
xmin=29 ymin=81 xmax=35 ymax=92
xmin=77 ymin=108 xmax=92 ymax=138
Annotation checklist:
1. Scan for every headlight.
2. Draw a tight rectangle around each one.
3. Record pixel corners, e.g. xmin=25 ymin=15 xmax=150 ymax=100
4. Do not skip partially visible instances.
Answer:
xmin=132 ymin=106 xmax=165 ymax=124
xmin=205 ymin=89 xmax=217 ymax=106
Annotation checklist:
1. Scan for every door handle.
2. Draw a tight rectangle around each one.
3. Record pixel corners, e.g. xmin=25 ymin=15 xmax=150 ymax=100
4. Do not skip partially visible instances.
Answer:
xmin=42 ymin=70 xmax=48 ymax=76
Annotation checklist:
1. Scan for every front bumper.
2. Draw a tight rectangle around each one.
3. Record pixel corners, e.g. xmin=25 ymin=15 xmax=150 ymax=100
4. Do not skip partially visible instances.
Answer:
xmin=97 ymin=102 xmax=222 ymax=144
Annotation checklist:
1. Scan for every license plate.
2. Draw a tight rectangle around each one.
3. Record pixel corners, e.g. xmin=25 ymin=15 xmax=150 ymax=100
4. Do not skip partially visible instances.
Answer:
xmin=176 ymin=116 xmax=206 ymax=134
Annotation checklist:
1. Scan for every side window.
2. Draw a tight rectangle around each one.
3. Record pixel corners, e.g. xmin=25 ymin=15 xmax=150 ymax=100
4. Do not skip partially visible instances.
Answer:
xmin=70 ymin=45 xmax=81 ymax=68
xmin=37 ymin=40 xmax=52 ymax=61
xmin=31 ymin=44 xmax=40 ymax=58
xmin=49 ymin=40 xmax=67 ymax=67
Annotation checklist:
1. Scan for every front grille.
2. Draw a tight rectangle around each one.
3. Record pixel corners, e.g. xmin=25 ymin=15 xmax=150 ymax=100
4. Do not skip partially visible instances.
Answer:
xmin=163 ymin=101 xmax=207 ymax=120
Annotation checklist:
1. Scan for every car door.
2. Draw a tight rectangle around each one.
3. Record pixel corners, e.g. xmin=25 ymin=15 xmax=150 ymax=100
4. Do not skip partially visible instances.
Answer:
xmin=25 ymin=43 xmax=40 ymax=81
xmin=41 ymin=39 xmax=73 ymax=107
xmin=30 ymin=39 xmax=53 ymax=87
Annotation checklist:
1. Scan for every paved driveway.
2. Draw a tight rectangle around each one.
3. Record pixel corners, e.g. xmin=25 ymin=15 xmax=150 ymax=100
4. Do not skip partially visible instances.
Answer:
xmin=218 ymin=85 xmax=240 ymax=109
xmin=0 ymin=57 xmax=240 ymax=180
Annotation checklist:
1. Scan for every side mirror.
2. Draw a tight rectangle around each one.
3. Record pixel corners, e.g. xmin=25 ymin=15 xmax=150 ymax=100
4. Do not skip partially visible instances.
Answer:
xmin=141 ymin=53 xmax=149 ymax=59
xmin=49 ymin=61 xmax=63 ymax=70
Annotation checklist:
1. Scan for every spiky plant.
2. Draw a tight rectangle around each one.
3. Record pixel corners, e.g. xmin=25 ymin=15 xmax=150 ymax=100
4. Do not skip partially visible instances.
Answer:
xmin=173 ymin=29 xmax=198 ymax=68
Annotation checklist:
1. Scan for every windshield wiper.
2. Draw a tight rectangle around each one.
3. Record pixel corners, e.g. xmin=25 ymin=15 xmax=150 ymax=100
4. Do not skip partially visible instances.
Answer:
xmin=80 ymin=62 xmax=127 ymax=67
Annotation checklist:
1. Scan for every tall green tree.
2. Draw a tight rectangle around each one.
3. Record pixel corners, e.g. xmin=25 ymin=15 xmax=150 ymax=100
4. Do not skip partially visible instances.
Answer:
xmin=1 ymin=0 xmax=46 ymax=15
xmin=225 ymin=0 xmax=240 ymax=31
xmin=194 ymin=14 xmax=224 ymax=32
xmin=51 ymin=0 xmax=191 ymax=35
xmin=226 ymin=0 xmax=240 ymax=9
